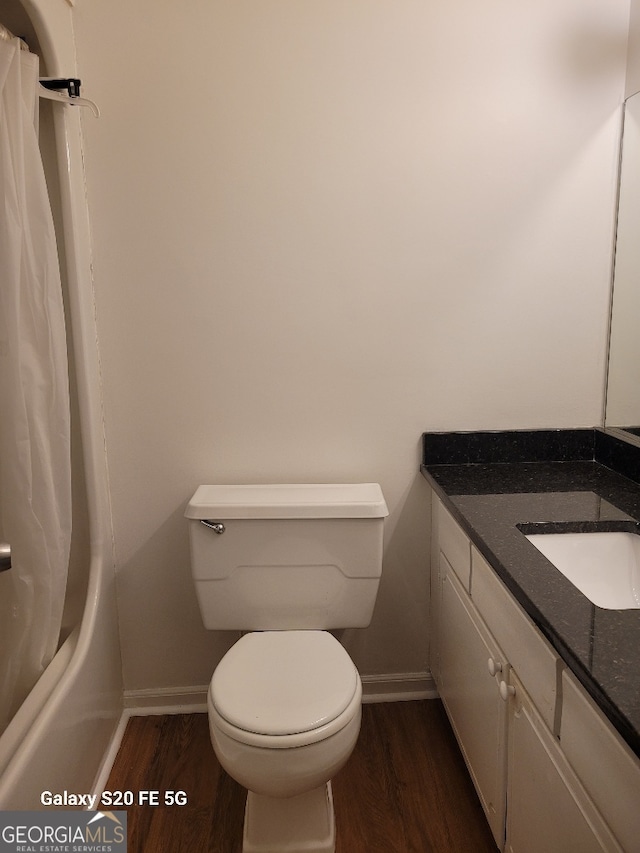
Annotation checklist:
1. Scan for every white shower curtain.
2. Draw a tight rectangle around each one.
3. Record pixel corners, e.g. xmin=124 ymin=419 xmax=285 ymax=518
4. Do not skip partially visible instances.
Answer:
xmin=0 ymin=36 xmax=72 ymax=732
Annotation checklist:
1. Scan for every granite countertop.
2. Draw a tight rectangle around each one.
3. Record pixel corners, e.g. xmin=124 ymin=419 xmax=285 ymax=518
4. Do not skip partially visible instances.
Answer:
xmin=421 ymin=429 xmax=640 ymax=759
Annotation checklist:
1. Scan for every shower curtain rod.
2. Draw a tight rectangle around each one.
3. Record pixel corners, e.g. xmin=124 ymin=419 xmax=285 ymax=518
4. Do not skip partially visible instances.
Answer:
xmin=38 ymin=79 xmax=100 ymax=117
xmin=0 ymin=22 xmax=99 ymax=117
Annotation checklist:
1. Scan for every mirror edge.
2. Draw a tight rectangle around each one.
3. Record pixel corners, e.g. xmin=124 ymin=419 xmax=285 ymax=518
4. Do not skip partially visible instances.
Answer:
xmin=602 ymin=90 xmax=640 ymax=447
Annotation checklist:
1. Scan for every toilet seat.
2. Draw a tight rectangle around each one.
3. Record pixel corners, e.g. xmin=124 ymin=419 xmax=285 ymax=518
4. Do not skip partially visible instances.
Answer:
xmin=209 ymin=630 xmax=362 ymax=749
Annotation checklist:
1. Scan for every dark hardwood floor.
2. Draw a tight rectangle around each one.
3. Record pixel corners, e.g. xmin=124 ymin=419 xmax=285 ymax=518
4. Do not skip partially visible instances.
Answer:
xmin=106 ymin=700 xmax=497 ymax=852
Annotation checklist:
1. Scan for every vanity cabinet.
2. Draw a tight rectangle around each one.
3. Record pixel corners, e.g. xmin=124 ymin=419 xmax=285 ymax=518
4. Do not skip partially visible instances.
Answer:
xmin=432 ymin=498 xmax=626 ymax=852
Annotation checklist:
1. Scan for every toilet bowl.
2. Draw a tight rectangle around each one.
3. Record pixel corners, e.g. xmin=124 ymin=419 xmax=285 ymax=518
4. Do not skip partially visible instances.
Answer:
xmin=207 ymin=630 xmax=362 ymax=852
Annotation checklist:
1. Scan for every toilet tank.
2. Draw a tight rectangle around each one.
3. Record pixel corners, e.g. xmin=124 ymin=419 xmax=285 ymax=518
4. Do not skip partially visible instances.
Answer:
xmin=185 ymin=484 xmax=388 ymax=631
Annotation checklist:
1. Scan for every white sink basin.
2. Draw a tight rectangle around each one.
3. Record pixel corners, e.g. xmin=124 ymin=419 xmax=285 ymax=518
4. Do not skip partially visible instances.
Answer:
xmin=525 ymin=531 xmax=640 ymax=610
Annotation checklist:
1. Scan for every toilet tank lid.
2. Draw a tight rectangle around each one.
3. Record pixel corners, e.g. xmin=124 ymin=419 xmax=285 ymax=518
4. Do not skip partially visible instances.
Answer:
xmin=185 ymin=483 xmax=388 ymax=519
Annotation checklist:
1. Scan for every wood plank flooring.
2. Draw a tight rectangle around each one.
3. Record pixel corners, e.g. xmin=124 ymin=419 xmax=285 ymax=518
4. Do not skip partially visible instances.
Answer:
xmin=106 ymin=700 xmax=497 ymax=852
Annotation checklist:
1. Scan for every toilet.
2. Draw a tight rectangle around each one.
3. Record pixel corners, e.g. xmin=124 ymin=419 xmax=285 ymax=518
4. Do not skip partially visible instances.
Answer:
xmin=185 ymin=483 xmax=388 ymax=853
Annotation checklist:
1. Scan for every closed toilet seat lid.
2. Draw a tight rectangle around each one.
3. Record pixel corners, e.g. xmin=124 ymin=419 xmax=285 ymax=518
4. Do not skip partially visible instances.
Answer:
xmin=210 ymin=631 xmax=359 ymax=737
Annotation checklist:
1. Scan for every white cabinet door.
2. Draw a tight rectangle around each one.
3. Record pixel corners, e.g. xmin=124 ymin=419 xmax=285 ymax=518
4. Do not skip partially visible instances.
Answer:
xmin=561 ymin=670 xmax=640 ymax=853
xmin=439 ymin=558 xmax=508 ymax=848
xmin=505 ymin=674 xmax=621 ymax=853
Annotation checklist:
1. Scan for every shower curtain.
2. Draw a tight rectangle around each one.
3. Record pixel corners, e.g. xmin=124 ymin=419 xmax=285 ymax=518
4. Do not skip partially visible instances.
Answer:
xmin=0 ymin=35 xmax=72 ymax=733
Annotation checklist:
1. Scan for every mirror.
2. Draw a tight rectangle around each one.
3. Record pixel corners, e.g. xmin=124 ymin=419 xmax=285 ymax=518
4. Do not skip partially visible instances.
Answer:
xmin=605 ymin=91 xmax=640 ymax=445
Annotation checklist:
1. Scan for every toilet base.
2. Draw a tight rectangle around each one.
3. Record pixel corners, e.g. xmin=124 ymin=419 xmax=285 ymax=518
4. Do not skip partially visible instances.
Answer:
xmin=242 ymin=782 xmax=335 ymax=853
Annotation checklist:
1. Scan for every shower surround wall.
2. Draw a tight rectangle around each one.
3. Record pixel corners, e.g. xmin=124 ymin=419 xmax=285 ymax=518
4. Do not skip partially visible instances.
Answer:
xmin=73 ymin=0 xmax=629 ymax=702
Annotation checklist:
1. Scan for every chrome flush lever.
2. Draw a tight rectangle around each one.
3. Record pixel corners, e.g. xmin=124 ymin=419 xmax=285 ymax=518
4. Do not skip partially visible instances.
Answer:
xmin=0 ymin=542 xmax=11 ymax=572
xmin=200 ymin=520 xmax=226 ymax=535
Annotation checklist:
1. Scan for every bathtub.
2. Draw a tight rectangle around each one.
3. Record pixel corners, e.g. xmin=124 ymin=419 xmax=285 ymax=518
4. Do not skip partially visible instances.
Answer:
xmin=0 ymin=0 xmax=122 ymax=807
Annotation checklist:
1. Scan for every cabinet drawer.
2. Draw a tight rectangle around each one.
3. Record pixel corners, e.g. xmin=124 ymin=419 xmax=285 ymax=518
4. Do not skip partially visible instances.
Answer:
xmin=560 ymin=671 xmax=640 ymax=853
xmin=438 ymin=502 xmax=471 ymax=591
xmin=472 ymin=547 xmax=559 ymax=731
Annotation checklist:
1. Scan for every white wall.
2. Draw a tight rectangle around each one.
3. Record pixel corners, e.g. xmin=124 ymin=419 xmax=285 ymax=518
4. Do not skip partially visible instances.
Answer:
xmin=73 ymin=0 xmax=629 ymax=695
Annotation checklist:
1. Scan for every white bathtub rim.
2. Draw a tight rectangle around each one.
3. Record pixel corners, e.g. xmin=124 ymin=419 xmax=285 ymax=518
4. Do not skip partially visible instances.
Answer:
xmin=0 ymin=630 xmax=78 ymax=778
xmin=0 ymin=552 xmax=119 ymax=802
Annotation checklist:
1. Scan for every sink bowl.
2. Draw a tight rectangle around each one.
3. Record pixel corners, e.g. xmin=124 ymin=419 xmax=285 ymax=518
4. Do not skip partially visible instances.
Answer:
xmin=525 ymin=531 xmax=640 ymax=609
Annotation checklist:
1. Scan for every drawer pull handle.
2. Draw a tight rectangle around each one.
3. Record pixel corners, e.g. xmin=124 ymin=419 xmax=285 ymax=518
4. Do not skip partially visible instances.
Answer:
xmin=500 ymin=680 xmax=516 ymax=702
xmin=487 ymin=657 xmax=502 ymax=677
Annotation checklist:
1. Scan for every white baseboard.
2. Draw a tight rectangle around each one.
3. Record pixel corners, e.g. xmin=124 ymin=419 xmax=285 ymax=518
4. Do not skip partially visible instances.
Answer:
xmin=124 ymin=685 xmax=209 ymax=715
xmin=361 ymin=671 xmax=437 ymax=703
xmin=122 ymin=672 xmax=437 ymax=715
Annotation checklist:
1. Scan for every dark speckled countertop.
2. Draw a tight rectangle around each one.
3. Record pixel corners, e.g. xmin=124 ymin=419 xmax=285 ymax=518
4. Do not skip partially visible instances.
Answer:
xmin=421 ymin=429 xmax=640 ymax=759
